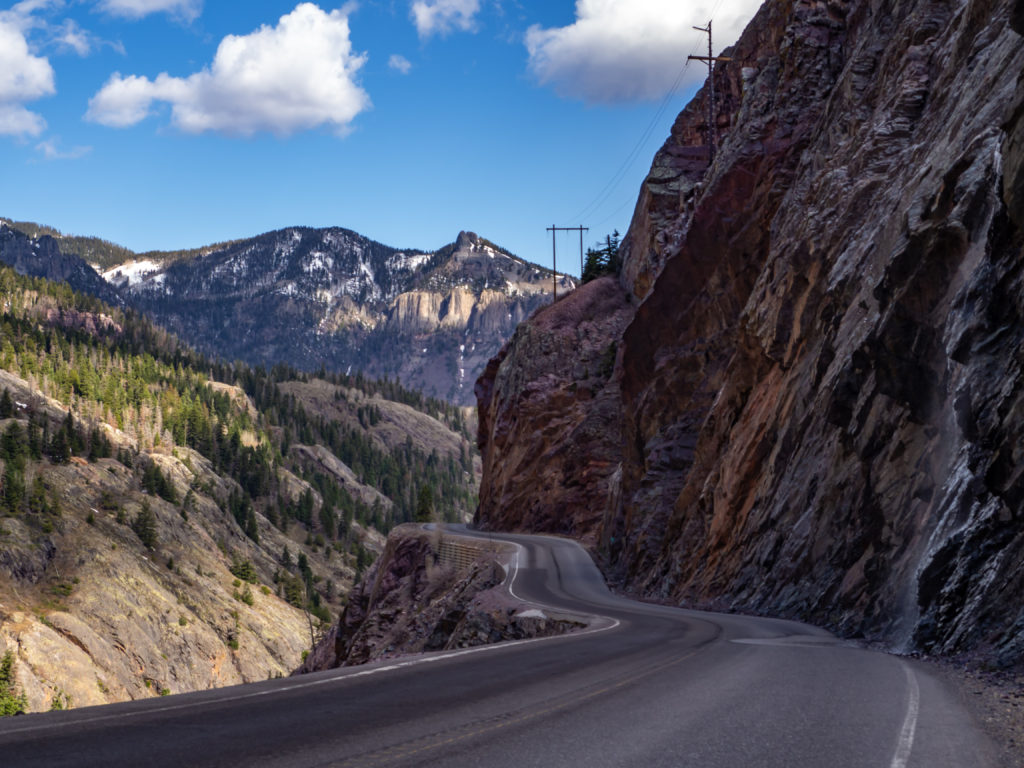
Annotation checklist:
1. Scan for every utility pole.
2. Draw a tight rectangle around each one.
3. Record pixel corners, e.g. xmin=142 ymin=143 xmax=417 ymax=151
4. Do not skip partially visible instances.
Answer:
xmin=688 ymin=21 xmax=732 ymax=162
xmin=545 ymin=225 xmax=588 ymax=301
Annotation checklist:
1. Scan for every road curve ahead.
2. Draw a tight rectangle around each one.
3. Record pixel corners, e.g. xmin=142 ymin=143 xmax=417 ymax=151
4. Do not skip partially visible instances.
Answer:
xmin=0 ymin=528 xmax=998 ymax=767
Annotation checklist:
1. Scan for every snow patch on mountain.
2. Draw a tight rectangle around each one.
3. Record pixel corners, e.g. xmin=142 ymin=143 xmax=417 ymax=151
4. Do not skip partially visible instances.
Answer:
xmin=101 ymin=259 xmax=164 ymax=287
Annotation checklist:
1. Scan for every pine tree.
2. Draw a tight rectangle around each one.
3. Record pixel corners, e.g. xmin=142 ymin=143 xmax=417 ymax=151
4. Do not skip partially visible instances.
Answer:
xmin=415 ymin=484 xmax=435 ymax=523
xmin=244 ymin=507 xmax=259 ymax=544
xmin=132 ymin=503 xmax=158 ymax=549
xmin=0 ymin=389 xmax=13 ymax=419
xmin=48 ymin=423 xmax=70 ymax=464
xmin=1 ymin=463 xmax=24 ymax=515
xmin=581 ymin=230 xmax=622 ymax=284
xmin=319 ymin=503 xmax=336 ymax=539
xmin=28 ymin=476 xmax=49 ymax=515
xmin=1 ymin=422 xmax=24 ymax=465
xmin=27 ymin=418 xmax=41 ymax=460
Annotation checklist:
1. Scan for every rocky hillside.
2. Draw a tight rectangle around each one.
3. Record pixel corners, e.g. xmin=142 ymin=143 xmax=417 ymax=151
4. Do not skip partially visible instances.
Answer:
xmin=299 ymin=524 xmax=585 ymax=671
xmin=477 ymin=0 xmax=1024 ymax=668
xmin=0 ymin=266 xmax=477 ymax=712
xmin=0 ymin=223 xmax=122 ymax=307
xmin=0 ymin=221 xmax=573 ymax=405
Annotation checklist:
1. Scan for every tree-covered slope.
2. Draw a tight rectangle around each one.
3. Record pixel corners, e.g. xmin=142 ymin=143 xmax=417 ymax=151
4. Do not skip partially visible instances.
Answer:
xmin=0 ymin=265 xmax=477 ymax=712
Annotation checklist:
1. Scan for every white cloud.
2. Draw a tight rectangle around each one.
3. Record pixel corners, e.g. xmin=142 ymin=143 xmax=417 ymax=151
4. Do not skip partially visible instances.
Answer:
xmin=35 ymin=137 xmax=91 ymax=159
xmin=86 ymin=3 xmax=371 ymax=137
xmin=411 ymin=0 xmax=479 ymax=39
xmin=0 ymin=14 xmax=55 ymax=137
xmin=86 ymin=72 xmax=156 ymax=127
xmin=54 ymin=18 xmax=113 ymax=55
xmin=0 ymin=104 xmax=47 ymax=137
xmin=525 ymin=0 xmax=762 ymax=104
xmin=8 ymin=0 xmax=60 ymax=18
xmin=97 ymin=0 xmax=202 ymax=22
xmin=388 ymin=54 xmax=412 ymax=74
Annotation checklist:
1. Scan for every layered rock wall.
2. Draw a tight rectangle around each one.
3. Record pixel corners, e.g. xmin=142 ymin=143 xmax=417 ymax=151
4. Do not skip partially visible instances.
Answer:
xmin=476 ymin=278 xmax=633 ymax=546
xmin=477 ymin=0 xmax=1024 ymax=666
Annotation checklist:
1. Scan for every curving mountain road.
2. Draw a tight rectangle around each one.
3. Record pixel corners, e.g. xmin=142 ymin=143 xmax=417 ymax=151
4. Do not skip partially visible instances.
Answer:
xmin=0 ymin=528 xmax=997 ymax=767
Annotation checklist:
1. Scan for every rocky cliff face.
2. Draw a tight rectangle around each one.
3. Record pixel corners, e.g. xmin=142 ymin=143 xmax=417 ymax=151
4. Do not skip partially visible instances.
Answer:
xmin=477 ymin=0 xmax=1024 ymax=667
xmin=476 ymin=277 xmax=633 ymax=548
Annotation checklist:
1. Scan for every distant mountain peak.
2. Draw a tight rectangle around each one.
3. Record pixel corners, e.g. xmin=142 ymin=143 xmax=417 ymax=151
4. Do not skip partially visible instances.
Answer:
xmin=1 ymin=219 xmax=575 ymax=405
xmin=454 ymin=230 xmax=479 ymax=250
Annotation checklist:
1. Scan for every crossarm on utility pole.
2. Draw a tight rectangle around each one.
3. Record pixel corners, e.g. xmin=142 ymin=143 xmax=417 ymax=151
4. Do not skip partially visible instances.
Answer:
xmin=687 ymin=20 xmax=733 ymax=162
xmin=545 ymin=225 xmax=588 ymax=302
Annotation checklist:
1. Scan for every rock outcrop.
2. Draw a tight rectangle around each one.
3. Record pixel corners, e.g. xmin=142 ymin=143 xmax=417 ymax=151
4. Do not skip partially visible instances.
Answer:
xmin=476 ymin=277 xmax=633 ymax=548
xmin=300 ymin=525 xmax=584 ymax=670
xmin=477 ymin=0 xmax=1024 ymax=667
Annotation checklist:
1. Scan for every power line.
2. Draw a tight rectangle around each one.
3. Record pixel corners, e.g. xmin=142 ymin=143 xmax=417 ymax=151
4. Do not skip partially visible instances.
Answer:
xmin=546 ymin=225 xmax=588 ymax=298
xmin=564 ymin=2 xmax=734 ymax=230
xmin=564 ymin=59 xmax=691 ymax=226
xmin=591 ymin=197 xmax=635 ymax=232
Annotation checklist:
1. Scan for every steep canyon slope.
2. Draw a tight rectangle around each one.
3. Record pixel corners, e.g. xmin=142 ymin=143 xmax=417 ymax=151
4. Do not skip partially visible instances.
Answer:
xmin=477 ymin=0 xmax=1024 ymax=667
xmin=0 ymin=263 xmax=477 ymax=712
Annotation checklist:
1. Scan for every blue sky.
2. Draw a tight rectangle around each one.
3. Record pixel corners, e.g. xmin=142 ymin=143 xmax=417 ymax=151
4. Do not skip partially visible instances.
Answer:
xmin=0 ymin=0 xmax=761 ymax=274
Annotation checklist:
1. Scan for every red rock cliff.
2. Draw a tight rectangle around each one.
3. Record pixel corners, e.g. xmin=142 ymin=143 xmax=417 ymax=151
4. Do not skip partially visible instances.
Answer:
xmin=476 ymin=0 xmax=1024 ymax=666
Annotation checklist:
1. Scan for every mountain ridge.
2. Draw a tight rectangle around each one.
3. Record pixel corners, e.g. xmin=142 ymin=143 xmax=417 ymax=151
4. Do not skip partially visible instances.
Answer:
xmin=0 ymin=219 xmax=574 ymax=405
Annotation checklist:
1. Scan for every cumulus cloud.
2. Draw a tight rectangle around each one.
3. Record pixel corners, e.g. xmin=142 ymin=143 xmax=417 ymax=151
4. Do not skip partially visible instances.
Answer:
xmin=388 ymin=54 xmax=412 ymax=74
xmin=411 ymin=0 xmax=479 ymax=39
xmin=525 ymin=0 xmax=762 ymax=104
xmin=86 ymin=3 xmax=370 ymax=137
xmin=0 ymin=13 xmax=55 ymax=137
xmin=97 ymin=0 xmax=202 ymax=22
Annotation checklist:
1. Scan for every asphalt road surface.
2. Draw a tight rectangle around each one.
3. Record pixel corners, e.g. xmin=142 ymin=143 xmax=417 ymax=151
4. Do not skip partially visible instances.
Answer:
xmin=0 ymin=528 xmax=998 ymax=767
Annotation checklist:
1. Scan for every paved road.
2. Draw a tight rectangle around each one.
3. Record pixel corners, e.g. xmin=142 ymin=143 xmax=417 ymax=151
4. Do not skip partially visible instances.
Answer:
xmin=0 ymin=529 xmax=998 ymax=767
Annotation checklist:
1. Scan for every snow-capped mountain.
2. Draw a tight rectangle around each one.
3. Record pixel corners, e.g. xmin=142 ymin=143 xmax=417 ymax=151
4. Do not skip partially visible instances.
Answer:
xmin=95 ymin=226 xmax=572 ymax=404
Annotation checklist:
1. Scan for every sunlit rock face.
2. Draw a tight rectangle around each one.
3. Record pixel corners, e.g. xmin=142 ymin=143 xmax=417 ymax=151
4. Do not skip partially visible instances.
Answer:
xmin=477 ymin=0 xmax=1024 ymax=666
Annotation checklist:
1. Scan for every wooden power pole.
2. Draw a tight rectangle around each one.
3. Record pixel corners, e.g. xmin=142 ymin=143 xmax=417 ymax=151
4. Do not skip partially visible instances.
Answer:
xmin=546 ymin=225 xmax=588 ymax=301
xmin=687 ymin=21 xmax=732 ymax=162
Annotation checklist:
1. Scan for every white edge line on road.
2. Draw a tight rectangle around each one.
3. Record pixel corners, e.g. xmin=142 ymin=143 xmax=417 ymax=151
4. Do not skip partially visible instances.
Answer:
xmin=506 ymin=544 xmax=523 ymax=600
xmin=890 ymin=662 xmax=920 ymax=768
xmin=1 ymin=543 xmax=619 ymax=738
xmin=500 ymin=541 xmax=606 ymax=623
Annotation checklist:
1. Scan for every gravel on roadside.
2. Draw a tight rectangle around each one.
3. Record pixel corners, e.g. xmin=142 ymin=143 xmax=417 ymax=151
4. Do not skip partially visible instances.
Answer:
xmin=929 ymin=659 xmax=1024 ymax=768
